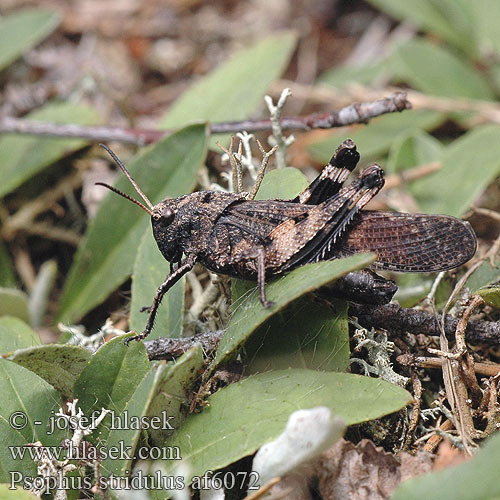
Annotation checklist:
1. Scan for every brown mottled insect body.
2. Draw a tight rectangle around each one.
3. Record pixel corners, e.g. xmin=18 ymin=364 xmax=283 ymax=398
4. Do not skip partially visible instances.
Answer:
xmin=97 ymin=140 xmax=477 ymax=343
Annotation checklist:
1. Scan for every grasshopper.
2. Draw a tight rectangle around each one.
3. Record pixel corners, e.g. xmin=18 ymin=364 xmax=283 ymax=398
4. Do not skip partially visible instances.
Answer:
xmin=97 ymin=140 xmax=477 ymax=343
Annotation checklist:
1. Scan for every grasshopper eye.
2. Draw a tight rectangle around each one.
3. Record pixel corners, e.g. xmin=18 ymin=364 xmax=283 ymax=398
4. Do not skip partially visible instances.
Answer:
xmin=160 ymin=208 xmax=175 ymax=225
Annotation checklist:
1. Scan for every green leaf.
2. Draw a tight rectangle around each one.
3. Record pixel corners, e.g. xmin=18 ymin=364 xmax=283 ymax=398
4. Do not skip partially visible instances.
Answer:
xmin=0 ymin=288 xmax=29 ymax=324
xmin=0 ymin=358 xmax=64 ymax=483
xmin=73 ymin=335 xmax=150 ymax=443
xmin=0 ymin=484 xmax=40 ymax=499
xmin=102 ymin=346 xmax=204 ymax=476
xmin=0 ymin=8 xmax=60 ymax=71
xmin=385 ymin=130 xmax=443 ymax=175
xmin=319 ymin=58 xmax=391 ymax=89
xmin=255 ymin=167 xmax=309 ymax=200
xmin=477 ymin=286 xmax=500 ymax=308
xmin=0 ymin=241 xmax=16 ymax=287
xmin=8 ymin=344 xmax=92 ymax=398
xmin=57 ymin=124 xmax=208 ymax=323
xmin=394 ymin=39 xmax=495 ymax=100
xmin=0 ymin=102 xmax=102 ymax=198
xmin=410 ymin=125 xmax=500 ymax=216
xmin=158 ymin=32 xmax=297 ymax=134
xmin=466 ymin=261 xmax=500 ymax=293
xmin=0 ymin=317 xmax=40 ymax=353
xmin=101 ymin=366 xmax=157 ymax=476
xmin=308 ymin=110 xmax=444 ymax=164
xmin=392 ymin=431 xmax=500 ymax=500
xmin=366 ymin=0 xmax=476 ymax=55
xmin=130 ymin=229 xmax=184 ymax=339
xmin=167 ymin=369 xmax=411 ymax=481
xmin=470 ymin=0 xmax=500 ymax=56
xmin=243 ymin=298 xmax=350 ymax=373
xmin=146 ymin=345 xmax=204 ymax=447
xmin=215 ymin=254 xmax=375 ymax=367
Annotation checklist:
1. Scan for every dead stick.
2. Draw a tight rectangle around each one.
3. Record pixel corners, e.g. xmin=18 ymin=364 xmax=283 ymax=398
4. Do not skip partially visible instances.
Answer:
xmin=145 ymin=330 xmax=225 ymax=360
xmin=349 ymin=302 xmax=500 ymax=345
xmin=423 ymin=419 xmax=454 ymax=453
xmin=0 ymin=93 xmax=411 ymax=146
xmin=398 ymin=354 xmax=500 ymax=377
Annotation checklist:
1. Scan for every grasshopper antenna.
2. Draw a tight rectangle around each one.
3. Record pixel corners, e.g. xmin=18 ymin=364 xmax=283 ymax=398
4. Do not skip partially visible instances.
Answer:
xmin=95 ymin=182 xmax=152 ymax=216
xmin=99 ymin=143 xmax=154 ymax=210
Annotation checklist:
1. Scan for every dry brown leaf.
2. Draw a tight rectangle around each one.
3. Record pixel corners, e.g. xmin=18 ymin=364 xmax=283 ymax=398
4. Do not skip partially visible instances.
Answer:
xmin=432 ymin=440 xmax=469 ymax=471
xmin=317 ymin=439 xmax=433 ymax=500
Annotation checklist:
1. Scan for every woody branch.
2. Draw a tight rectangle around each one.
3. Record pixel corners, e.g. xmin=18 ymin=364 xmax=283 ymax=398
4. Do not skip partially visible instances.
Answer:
xmin=0 ymin=92 xmax=410 ymax=145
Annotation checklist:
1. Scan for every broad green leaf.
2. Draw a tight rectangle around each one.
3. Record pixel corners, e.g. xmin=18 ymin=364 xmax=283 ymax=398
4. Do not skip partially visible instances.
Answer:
xmin=57 ymin=124 xmax=208 ymax=323
xmin=0 ymin=102 xmax=102 ymax=198
xmin=255 ymin=167 xmax=309 ymax=200
xmin=392 ymin=431 xmax=500 ymax=500
xmin=478 ymin=286 xmax=500 ymax=308
xmin=0 ymin=8 xmax=60 ymax=71
xmin=73 ymin=335 xmax=150 ymax=444
xmin=410 ymin=125 xmax=500 ymax=216
xmin=394 ymin=273 xmax=453 ymax=309
xmin=466 ymin=261 xmax=500 ymax=293
xmin=308 ymin=110 xmax=444 ymax=164
xmin=215 ymin=254 xmax=375 ymax=367
xmin=0 ymin=317 xmax=40 ymax=353
xmin=385 ymin=130 xmax=443 ymax=175
xmin=243 ymin=298 xmax=350 ymax=373
xmin=0 ymin=288 xmax=29 ymax=324
xmin=394 ymin=39 xmax=495 ymax=100
xmin=130 ymin=229 xmax=184 ymax=339
xmin=0 ymin=485 xmax=39 ymax=500
xmin=158 ymin=32 xmax=297 ymax=139
xmin=319 ymin=58 xmax=391 ymax=89
xmin=470 ymin=0 xmax=500 ymax=55
xmin=167 ymin=369 xmax=411 ymax=481
xmin=8 ymin=344 xmax=92 ymax=398
xmin=0 ymin=358 xmax=64 ymax=483
xmin=101 ymin=366 xmax=157 ymax=477
xmin=146 ymin=345 xmax=204 ymax=446
xmin=366 ymin=0 xmax=476 ymax=55
xmin=0 ymin=241 xmax=15 ymax=287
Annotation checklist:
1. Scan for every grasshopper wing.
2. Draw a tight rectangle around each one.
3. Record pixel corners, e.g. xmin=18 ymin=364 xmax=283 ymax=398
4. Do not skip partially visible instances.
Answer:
xmin=337 ymin=211 xmax=477 ymax=272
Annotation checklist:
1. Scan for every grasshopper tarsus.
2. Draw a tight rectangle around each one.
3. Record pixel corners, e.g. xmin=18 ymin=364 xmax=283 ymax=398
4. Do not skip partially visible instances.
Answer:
xmin=140 ymin=305 xmax=152 ymax=313
xmin=124 ymin=332 xmax=145 ymax=346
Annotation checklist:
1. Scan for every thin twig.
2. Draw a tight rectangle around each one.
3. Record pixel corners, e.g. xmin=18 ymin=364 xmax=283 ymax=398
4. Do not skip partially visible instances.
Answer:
xmin=144 ymin=330 xmax=225 ymax=360
xmin=423 ymin=419 xmax=455 ymax=453
xmin=1 ymin=170 xmax=83 ymax=240
xmin=398 ymin=354 xmax=500 ymax=377
xmin=436 ymin=295 xmax=484 ymax=453
xmin=383 ymin=161 xmax=442 ymax=189
xmin=272 ymin=80 xmax=500 ymax=127
xmin=403 ymin=367 xmax=422 ymax=450
xmin=0 ymin=93 xmax=411 ymax=145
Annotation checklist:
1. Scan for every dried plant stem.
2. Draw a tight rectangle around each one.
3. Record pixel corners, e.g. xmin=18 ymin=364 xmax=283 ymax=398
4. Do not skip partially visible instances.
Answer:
xmin=383 ymin=161 xmax=442 ymax=189
xmin=437 ymin=295 xmax=484 ymax=453
xmin=274 ymin=80 xmax=500 ymax=126
xmin=423 ymin=419 xmax=455 ymax=453
xmin=0 ymin=93 xmax=411 ymax=145
xmin=398 ymin=354 xmax=500 ymax=377
xmin=2 ymin=169 xmax=83 ymax=248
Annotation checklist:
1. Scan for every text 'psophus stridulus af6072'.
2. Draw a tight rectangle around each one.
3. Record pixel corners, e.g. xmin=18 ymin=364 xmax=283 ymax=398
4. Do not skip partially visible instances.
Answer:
xmin=97 ymin=140 xmax=477 ymax=344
